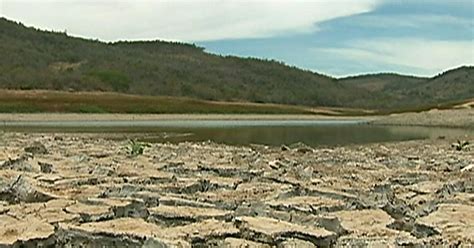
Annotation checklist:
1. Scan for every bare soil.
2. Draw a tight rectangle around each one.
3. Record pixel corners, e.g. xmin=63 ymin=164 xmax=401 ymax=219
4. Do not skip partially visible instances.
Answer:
xmin=372 ymin=108 xmax=474 ymax=128
xmin=0 ymin=132 xmax=472 ymax=247
xmin=0 ymin=113 xmax=369 ymax=122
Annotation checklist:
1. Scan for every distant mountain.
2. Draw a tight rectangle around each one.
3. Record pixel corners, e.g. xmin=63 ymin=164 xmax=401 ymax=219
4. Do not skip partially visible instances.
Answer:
xmin=339 ymin=67 xmax=474 ymax=110
xmin=0 ymin=17 xmax=472 ymax=111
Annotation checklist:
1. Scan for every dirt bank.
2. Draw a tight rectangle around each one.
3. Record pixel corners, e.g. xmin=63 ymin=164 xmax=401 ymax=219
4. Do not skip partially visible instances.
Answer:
xmin=0 ymin=132 xmax=472 ymax=246
xmin=1 ymin=108 xmax=473 ymax=129
xmin=0 ymin=113 xmax=369 ymax=122
xmin=371 ymin=108 xmax=474 ymax=128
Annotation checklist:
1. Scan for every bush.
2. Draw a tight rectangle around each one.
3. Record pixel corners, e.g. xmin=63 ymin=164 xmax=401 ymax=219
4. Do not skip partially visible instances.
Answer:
xmin=125 ymin=140 xmax=151 ymax=156
xmin=88 ymin=70 xmax=131 ymax=91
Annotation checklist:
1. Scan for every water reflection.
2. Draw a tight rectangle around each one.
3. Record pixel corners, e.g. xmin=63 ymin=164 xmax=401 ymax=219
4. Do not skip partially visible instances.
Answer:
xmin=2 ymin=119 xmax=472 ymax=147
xmin=141 ymin=125 xmax=471 ymax=146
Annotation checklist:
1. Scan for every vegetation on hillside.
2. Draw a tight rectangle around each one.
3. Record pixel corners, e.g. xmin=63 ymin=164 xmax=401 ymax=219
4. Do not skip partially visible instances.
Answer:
xmin=0 ymin=18 xmax=472 ymax=111
xmin=0 ymin=90 xmax=326 ymax=114
xmin=339 ymin=68 xmax=474 ymax=109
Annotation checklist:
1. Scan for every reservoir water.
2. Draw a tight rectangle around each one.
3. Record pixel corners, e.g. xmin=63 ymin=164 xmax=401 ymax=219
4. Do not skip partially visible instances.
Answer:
xmin=1 ymin=119 xmax=472 ymax=146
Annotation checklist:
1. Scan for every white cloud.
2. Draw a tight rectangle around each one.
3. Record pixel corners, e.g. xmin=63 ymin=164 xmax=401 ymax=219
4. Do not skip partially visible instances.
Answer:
xmin=315 ymin=38 xmax=474 ymax=76
xmin=351 ymin=14 xmax=474 ymax=29
xmin=1 ymin=0 xmax=380 ymax=41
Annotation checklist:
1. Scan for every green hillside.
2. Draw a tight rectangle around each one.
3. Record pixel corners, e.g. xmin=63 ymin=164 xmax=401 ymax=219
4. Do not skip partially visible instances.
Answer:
xmin=339 ymin=67 xmax=474 ymax=109
xmin=0 ymin=17 xmax=472 ymax=111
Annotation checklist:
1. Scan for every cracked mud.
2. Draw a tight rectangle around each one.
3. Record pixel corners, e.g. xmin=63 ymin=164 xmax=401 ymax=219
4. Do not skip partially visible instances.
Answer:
xmin=0 ymin=132 xmax=473 ymax=247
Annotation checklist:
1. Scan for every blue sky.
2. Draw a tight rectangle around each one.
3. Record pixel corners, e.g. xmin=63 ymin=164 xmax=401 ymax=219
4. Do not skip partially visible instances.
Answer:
xmin=2 ymin=0 xmax=473 ymax=77
xmin=200 ymin=1 xmax=474 ymax=77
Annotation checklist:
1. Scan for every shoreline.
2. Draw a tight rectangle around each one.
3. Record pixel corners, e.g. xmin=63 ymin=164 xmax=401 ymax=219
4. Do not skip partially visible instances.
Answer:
xmin=369 ymin=108 xmax=474 ymax=129
xmin=0 ymin=113 xmax=372 ymax=122
xmin=0 ymin=108 xmax=473 ymax=129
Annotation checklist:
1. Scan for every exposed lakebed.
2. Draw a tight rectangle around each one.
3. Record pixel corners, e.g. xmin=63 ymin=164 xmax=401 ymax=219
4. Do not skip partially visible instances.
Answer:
xmin=0 ymin=132 xmax=472 ymax=247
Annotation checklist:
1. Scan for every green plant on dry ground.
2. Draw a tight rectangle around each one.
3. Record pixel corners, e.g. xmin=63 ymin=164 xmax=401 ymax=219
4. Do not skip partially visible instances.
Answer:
xmin=125 ymin=139 xmax=151 ymax=156
xmin=452 ymin=140 xmax=470 ymax=151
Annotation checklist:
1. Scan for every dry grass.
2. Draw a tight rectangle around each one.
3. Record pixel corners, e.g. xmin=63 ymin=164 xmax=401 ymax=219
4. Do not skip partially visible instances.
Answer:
xmin=1 ymin=90 xmax=467 ymax=115
xmin=0 ymin=90 xmax=358 ymax=115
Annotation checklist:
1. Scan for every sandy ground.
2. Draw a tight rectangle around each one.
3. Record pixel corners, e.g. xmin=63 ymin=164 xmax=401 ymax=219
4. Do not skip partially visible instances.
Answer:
xmin=371 ymin=108 xmax=474 ymax=128
xmin=0 ymin=109 xmax=473 ymax=129
xmin=0 ymin=133 xmax=472 ymax=246
xmin=0 ymin=113 xmax=371 ymax=122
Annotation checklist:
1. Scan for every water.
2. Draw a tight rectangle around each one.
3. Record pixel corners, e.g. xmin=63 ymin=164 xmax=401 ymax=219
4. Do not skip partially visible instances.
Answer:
xmin=1 ymin=119 xmax=472 ymax=147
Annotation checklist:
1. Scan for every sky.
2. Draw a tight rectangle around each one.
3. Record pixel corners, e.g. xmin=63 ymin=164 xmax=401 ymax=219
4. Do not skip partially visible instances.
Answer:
xmin=1 ymin=0 xmax=473 ymax=77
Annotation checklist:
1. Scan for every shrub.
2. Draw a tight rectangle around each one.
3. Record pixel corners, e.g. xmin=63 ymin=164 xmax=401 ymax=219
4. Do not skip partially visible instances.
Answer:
xmin=88 ymin=70 xmax=131 ymax=91
xmin=451 ymin=140 xmax=470 ymax=151
xmin=125 ymin=139 xmax=151 ymax=156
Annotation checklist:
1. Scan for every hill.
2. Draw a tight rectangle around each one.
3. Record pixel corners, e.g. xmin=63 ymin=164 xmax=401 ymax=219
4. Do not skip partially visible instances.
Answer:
xmin=339 ymin=67 xmax=474 ymax=110
xmin=0 ymin=17 xmax=472 ymax=111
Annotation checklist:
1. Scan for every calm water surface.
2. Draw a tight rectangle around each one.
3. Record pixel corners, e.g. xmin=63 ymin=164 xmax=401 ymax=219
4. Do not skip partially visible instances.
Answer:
xmin=2 ymin=119 xmax=472 ymax=146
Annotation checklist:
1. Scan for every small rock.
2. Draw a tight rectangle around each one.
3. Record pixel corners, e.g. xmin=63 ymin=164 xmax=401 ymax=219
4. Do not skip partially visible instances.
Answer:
xmin=281 ymin=145 xmax=290 ymax=151
xmin=236 ymin=216 xmax=335 ymax=246
xmin=39 ymin=162 xmax=53 ymax=173
xmin=407 ymin=156 xmax=419 ymax=161
xmin=268 ymin=160 xmax=282 ymax=170
xmin=71 ymin=154 xmax=89 ymax=163
xmin=58 ymin=218 xmax=190 ymax=247
xmin=90 ymin=165 xmax=115 ymax=176
xmin=24 ymin=141 xmax=48 ymax=155
xmin=0 ymin=216 xmax=55 ymax=246
xmin=1 ymin=175 xmax=55 ymax=203
xmin=222 ymin=238 xmax=270 ymax=248
xmin=113 ymin=199 xmax=149 ymax=219
xmin=90 ymin=153 xmax=110 ymax=159
xmin=148 ymin=205 xmax=230 ymax=224
xmin=65 ymin=202 xmax=114 ymax=222
xmin=460 ymin=164 xmax=474 ymax=172
xmin=278 ymin=238 xmax=317 ymax=248
xmin=417 ymin=204 xmax=474 ymax=243
xmin=289 ymin=142 xmax=314 ymax=153
xmin=1 ymin=155 xmax=33 ymax=172
xmin=297 ymin=147 xmax=313 ymax=153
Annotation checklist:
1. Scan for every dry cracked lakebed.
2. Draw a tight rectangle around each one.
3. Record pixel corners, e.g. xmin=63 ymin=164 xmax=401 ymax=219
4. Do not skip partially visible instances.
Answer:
xmin=0 ymin=132 xmax=473 ymax=247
